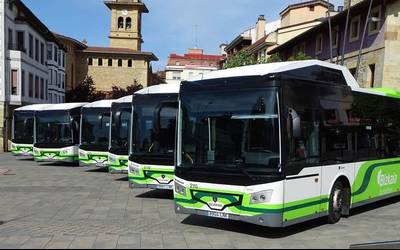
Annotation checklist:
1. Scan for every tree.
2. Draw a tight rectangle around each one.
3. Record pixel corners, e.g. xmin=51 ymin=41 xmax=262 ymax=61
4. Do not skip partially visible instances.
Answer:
xmin=110 ymin=80 xmax=143 ymax=99
xmin=66 ymin=76 xmax=105 ymax=102
xmin=288 ymin=52 xmax=313 ymax=61
xmin=223 ymin=50 xmax=257 ymax=69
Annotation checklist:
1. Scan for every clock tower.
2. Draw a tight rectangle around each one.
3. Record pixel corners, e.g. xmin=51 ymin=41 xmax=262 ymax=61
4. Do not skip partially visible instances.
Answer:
xmin=105 ymin=0 xmax=149 ymax=51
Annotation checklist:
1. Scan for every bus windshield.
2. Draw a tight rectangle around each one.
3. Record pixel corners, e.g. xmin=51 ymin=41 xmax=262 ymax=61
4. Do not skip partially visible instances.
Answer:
xmin=110 ymin=105 xmax=131 ymax=155
xmin=180 ymin=88 xmax=280 ymax=175
xmin=80 ymin=108 xmax=111 ymax=151
xmin=36 ymin=111 xmax=74 ymax=148
xmin=13 ymin=111 xmax=34 ymax=144
xmin=131 ymin=95 xmax=178 ymax=166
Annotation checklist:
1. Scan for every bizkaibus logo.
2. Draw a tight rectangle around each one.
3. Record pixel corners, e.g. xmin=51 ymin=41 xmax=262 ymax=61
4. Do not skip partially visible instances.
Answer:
xmin=377 ymin=170 xmax=398 ymax=187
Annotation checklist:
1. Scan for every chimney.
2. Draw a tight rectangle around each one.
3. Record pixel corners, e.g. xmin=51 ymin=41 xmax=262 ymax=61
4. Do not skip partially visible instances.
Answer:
xmin=256 ymin=15 xmax=266 ymax=41
xmin=188 ymin=48 xmax=203 ymax=55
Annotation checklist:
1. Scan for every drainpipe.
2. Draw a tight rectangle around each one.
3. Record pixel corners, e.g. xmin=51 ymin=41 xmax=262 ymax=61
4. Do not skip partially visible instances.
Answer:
xmin=341 ymin=0 xmax=352 ymax=65
xmin=355 ymin=0 xmax=374 ymax=81
xmin=327 ymin=1 xmax=333 ymax=63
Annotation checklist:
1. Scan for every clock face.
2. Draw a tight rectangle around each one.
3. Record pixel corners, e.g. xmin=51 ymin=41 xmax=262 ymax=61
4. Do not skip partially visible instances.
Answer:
xmin=122 ymin=10 xmax=128 ymax=16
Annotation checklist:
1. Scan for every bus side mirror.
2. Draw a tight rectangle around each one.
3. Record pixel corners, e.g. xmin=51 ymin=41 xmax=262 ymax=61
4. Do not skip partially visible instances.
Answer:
xmin=289 ymin=108 xmax=301 ymax=138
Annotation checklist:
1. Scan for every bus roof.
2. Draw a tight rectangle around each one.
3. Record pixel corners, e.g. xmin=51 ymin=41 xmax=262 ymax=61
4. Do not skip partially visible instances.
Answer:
xmin=82 ymin=100 xmax=114 ymax=108
xmin=14 ymin=103 xmax=53 ymax=112
xmin=40 ymin=103 xmax=88 ymax=111
xmin=114 ymin=95 xmax=132 ymax=103
xmin=191 ymin=60 xmax=360 ymax=90
xmin=135 ymin=83 xmax=180 ymax=95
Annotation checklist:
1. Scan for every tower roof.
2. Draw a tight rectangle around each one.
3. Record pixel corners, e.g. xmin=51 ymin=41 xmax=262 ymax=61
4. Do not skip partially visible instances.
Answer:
xmin=104 ymin=0 xmax=149 ymax=13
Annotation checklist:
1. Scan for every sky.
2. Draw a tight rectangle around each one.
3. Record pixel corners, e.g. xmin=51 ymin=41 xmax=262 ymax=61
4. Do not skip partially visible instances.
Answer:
xmin=22 ymin=0 xmax=344 ymax=71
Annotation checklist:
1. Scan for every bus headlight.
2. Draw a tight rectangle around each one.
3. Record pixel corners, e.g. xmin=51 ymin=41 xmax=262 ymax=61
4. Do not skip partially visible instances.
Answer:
xmin=250 ymin=190 xmax=273 ymax=204
xmin=175 ymin=182 xmax=186 ymax=196
xmin=33 ymin=149 xmax=40 ymax=155
xmin=108 ymin=155 xmax=117 ymax=163
xmin=79 ymin=151 xmax=87 ymax=158
xmin=129 ymin=162 xmax=140 ymax=176
xmin=61 ymin=149 xmax=70 ymax=155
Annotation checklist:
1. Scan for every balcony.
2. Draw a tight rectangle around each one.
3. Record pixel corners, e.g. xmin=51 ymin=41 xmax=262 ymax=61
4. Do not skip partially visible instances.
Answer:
xmin=8 ymin=43 xmax=27 ymax=53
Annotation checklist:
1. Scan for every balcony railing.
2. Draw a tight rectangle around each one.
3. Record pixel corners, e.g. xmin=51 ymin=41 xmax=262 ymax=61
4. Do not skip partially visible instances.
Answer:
xmin=8 ymin=43 xmax=27 ymax=53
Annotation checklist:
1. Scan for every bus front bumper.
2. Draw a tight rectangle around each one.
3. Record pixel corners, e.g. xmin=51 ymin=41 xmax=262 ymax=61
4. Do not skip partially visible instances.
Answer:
xmin=174 ymin=203 xmax=283 ymax=228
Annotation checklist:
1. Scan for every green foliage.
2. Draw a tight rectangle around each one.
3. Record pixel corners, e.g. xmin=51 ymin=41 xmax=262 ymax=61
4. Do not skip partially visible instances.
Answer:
xmin=66 ymin=76 xmax=105 ymax=103
xmin=288 ymin=52 xmax=313 ymax=61
xmin=110 ymin=80 xmax=143 ymax=99
xmin=223 ymin=50 xmax=257 ymax=69
xmin=266 ymin=53 xmax=283 ymax=63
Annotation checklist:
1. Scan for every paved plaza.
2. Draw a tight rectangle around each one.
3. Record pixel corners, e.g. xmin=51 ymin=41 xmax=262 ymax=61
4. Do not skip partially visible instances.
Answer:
xmin=0 ymin=153 xmax=399 ymax=249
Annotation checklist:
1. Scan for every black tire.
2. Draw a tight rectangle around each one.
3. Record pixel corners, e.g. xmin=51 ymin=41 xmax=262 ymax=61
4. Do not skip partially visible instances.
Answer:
xmin=327 ymin=181 xmax=346 ymax=224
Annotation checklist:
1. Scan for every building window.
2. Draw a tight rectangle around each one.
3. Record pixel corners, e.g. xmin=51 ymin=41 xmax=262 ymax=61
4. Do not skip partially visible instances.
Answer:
xmin=118 ymin=17 xmax=124 ymax=29
xmin=54 ymin=46 xmax=58 ymax=63
xmin=29 ymin=34 xmax=33 ymax=58
xmin=172 ymin=71 xmax=181 ymax=80
xmin=108 ymin=59 xmax=113 ymax=67
xmin=21 ymin=70 xmax=25 ymax=97
xmin=299 ymin=42 xmax=306 ymax=54
xmin=8 ymin=29 xmax=13 ymax=49
xmin=332 ymin=26 xmax=340 ymax=49
xmin=58 ymin=50 xmax=61 ymax=66
xmin=40 ymin=43 xmax=44 ymax=64
xmin=98 ymin=58 xmax=103 ymax=66
xmin=316 ymin=33 xmax=323 ymax=55
xmin=350 ymin=16 xmax=361 ymax=42
xmin=368 ymin=64 xmax=376 ymax=88
xmin=35 ymin=76 xmax=39 ymax=99
xmin=45 ymin=80 xmax=48 ymax=100
xmin=28 ymin=73 xmax=33 ymax=97
xmin=47 ymin=44 xmax=53 ymax=60
xmin=118 ymin=59 xmax=123 ymax=67
xmin=8 ymin=1 xmax=13 ymax=11
xmin=126 ymin=17 xmax=132 ymax=29
xmin=35 ymin=38 xmax=39 ymax=61
xmin=17 ymin=31 xmax=25 ymax=52
xmin=369 ymin=6 xmax=382 ymax=35
xmin=349 ymin=68 xmax=357 ymax=77
xmin=309 ymin=6 xmax=315 ymax=12
xmin=40 ymin=78 xmax=44 ymax=99
xmin=88 ymin=57 xmax=93 ymax=66
xmin=62 ymin=74 xmax=65 ymax=89
xmin=128 ymin=59 xmax=133 ymax=67
xmin=11 ymin=69 xmax=18 ymax=95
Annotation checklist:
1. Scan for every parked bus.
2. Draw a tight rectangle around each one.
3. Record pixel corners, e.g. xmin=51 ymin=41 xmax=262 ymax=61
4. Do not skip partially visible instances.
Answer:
xmin=10 ymin=104 xmax=52 ymax=157
xmin=34 ymin=103 xmax=87 ymax=163
xmin=128 ymin=83 xmax=180 ymax=189
xmin=108 ymin=95 xmax=132 ymax=174
xmin=79 ymin=100 xmax=114 ymax=167
xmin=174 ymin=60 xmax=400 ymax=227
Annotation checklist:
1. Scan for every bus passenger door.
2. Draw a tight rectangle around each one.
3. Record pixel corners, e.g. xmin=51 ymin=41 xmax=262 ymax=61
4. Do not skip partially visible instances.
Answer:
xmin=283 ymin=107 xmax=322 ymax=224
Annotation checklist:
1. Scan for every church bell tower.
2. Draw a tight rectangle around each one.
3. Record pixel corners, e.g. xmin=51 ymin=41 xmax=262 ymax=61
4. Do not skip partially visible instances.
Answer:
xmin=105 ymin=0 xmax=149 ymax=51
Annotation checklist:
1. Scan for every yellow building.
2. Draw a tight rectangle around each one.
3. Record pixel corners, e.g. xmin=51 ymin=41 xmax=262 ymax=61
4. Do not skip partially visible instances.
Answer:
xmin=75 ymin=0 xmax=158 ymax=92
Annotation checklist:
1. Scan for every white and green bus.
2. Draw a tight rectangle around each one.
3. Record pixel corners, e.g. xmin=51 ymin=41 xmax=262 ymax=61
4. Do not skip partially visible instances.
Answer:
xmin=79 ymin=100 xmax=114 ymax=167
xmin=174 ymin=60 xmax=400 ymax=227
xmin=128 ymin=84 xmax=180 ymax=189
xmin=108 ymin=95 xmax=132 ymax=174
xmin=10 ymin=104 xmax=52 ymax=157
xmin=34 ymin=103 xmax=87 ymax=163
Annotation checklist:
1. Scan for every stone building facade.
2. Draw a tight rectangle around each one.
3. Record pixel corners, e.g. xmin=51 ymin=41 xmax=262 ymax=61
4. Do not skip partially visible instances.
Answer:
xmin=74 ymin=0 xmax=158 ymax=92
xmin=269 ymin=0 xmax=400 ymax=89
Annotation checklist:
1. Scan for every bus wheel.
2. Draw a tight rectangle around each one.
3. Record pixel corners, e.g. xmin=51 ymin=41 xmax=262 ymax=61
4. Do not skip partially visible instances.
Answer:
xmin=327 ymin=181 xmax=346 ymax=224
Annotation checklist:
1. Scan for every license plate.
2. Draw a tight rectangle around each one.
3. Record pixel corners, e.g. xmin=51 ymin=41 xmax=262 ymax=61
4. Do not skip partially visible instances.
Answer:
xmin=207 ymin=211 xmax=229 ymax=219
xmin=156 ymin=185 xmax=171 ymax=190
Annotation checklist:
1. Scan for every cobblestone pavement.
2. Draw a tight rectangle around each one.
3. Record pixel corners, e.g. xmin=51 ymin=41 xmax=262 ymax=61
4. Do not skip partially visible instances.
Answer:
xmin=0 ymin=153 xmax=399 ymax=249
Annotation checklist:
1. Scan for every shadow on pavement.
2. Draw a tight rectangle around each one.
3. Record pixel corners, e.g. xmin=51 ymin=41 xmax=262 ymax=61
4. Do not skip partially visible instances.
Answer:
xmin=17 ymin=158 xmax=34 ymax=161
xmin=85 ymin=167 xmax=109 ymax=173
xmin=181 ymin=215 xmax=325 ymax=239
xmin=114 ymin=176 xmax=129 ymax=181
xmin=38 ymin=162 xmax=79 ymax=167
xmin=136 ymin=189 xmax=174 ymax=200
xmin=181 ymin=195 xmax=400 ymax=238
